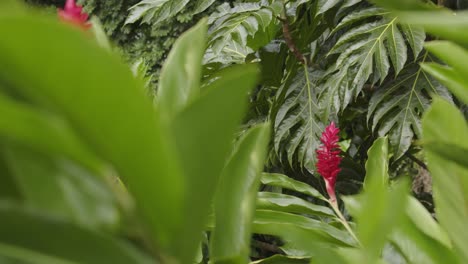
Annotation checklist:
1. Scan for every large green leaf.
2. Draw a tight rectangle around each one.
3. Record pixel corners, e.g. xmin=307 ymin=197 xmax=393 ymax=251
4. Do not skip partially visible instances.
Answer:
xmin=2 ymin=147 xmax=119 ymax=230
xmin=170 ymin=64 xmax=259 ymax=263
xmin=210 ymin=123 xmax=270 ymax=264
xmin=422 ymin=98 xmax=468 ymax=262
xmin=348 ymin=137 xmax=410 ymax=263
xmin=0 ymin=14 xmax=184 ymax=249
xmin=368 ymin=53 xmax=452 ymax=159
xmin=0 ymin=203 xmax=152 ymax=264
xmin=390 ymin=199 xmax=459 ymax=264
xmin=156 ymin=19 xmax=207 ymax=119
xmin=125 ymin=0 xmax=190 ymax=25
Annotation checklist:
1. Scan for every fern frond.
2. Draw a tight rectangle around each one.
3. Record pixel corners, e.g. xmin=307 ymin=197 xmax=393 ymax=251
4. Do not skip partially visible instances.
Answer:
xmin=207 ymin=2 xmax=282 ymax=54
xmin=273 ymin=67 xmax=324 ymax=172
xmin=368 ymin=53 xmax=452 ymax=159
xmin=319 ymin=7 xmax=425 ymax=118
xmin=125 ymin=0 xmax=191 ymax=25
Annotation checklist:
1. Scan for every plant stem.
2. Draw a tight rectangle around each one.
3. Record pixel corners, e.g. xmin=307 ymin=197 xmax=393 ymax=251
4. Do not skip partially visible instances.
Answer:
xmin=329 ymin=200 xmax=361 ymax=246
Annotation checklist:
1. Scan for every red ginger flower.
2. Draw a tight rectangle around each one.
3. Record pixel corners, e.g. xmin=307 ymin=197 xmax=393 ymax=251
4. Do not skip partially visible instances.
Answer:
xmin=58 ymin=0 xmax=91 ymax=30
xmin=316 ymin=122 xmax=342 ymax=203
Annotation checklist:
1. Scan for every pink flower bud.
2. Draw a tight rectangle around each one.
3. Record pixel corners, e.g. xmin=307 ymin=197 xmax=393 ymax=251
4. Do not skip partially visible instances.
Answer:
xmin=316 ymin=122 xmax=342 ymax=203
xmin=58 ymin=0 xmax=91 ymax=30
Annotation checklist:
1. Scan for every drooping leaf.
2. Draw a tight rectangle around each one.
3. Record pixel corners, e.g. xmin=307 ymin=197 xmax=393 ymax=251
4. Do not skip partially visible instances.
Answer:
xmin=423 ymin=98 xmax=468 ymax=262
xmin=368 ymin=53 xmax=452 ymax=159
xmin=256 ymin=192 xmax=335 ymax=217
xmin=125 ymin=0 xmax=190 ymax=25
xmin=260 ymin=173 xmax=326 ymax=200
xmin=211 ymin=123 xmax=270 ymax=264
xmin=253 ymin=210 xmax=356 ymax=250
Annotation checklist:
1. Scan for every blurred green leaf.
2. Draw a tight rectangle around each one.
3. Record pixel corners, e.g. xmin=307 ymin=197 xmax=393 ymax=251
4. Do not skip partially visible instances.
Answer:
xmin=0 ymin=92 xmax=103 ymax=175
xmin=397 ymin=12 xmax=468 ymax=47
xmin=256 ymin=192 xmax=335 ymax=217
xmin=0 ymin=14 xmax=185 ymax=249
xmin=3 ymin=147 xmax=120 ymax=230
xmin=422 ymin=41 xmax=468 ymax=104
xmin=211 ymin=123 xmax=270 ymax=264
xmin=170 ymin=64 xmax=258 ymax=263
xmin=261 ymin=173 xmax=326 ymax=200
xmin=157 ymin=19 xmax=207 ymax=119
xmin=424 ymin=142 xmax=468 ymax=170
xmin=363 ymin=137 xmax=389 ymax=189
xmin=0 ymin=203 xmax=153 ymax=264
xmin=420 ymin=63 xmax=468 ymax=105
xmin=423 ymin=98 xmax=468 ymax=262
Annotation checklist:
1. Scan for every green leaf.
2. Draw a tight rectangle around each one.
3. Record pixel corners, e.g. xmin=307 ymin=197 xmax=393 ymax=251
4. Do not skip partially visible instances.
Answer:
xmin=170 ymin=64 xmax=259 ymax=263
xmin=260 ymin=173 xmax=325 ymax=200
xmin=345 ymin=179 xmax=409 ymax=263
xmin=157 ymin=19 xmax=207 ymax=119
xmin=0 ymin=203 xmax=153 ymax=264
xmin=423 ymin=97 xmax=468 ymax=262
xmin=0 ymin=15 xmax=185 ymax=249
xmin=256 ymin=192 xmax=334 ymax=217
xmin=363 ymin=137 xmax=389 ymax=189
xmin=368 ymin=53 xmax=452 ymax=159
xmin=389 ymin=196 xmax=458 ymax=264
xmin=3 ymin=147 xmax=120 ymax=230
xmin=253 ymin=210 xmax=356 ymax=249
xmin=210 ymin=123 xmax=270 ymax=264
xmin=125 ymin=0 xmax=190 ymax=25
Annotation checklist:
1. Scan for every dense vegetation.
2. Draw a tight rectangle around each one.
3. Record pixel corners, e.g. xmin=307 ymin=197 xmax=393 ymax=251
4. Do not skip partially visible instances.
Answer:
xmin=0 ymin=0 xmax=467 ymax=263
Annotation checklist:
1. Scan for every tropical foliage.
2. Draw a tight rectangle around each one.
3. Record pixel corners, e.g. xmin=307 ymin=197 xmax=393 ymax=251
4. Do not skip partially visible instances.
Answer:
xmin=1 ymin=0 xmax=468 ymax=263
